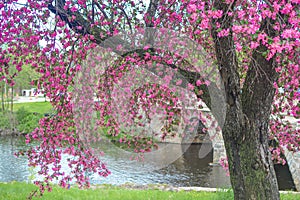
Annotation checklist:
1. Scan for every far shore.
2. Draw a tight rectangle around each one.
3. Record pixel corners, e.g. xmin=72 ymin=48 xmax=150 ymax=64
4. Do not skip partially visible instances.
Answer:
xmin=0 ymin=129 xmax=26 ymax=137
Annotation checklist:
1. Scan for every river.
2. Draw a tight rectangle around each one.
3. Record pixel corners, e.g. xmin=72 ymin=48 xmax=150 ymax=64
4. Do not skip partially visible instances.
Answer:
xmin=0 ymin=136 xmax=296 ymax=190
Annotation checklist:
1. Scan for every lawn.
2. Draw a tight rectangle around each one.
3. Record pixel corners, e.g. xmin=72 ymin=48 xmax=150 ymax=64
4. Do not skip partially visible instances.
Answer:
xmin=0 ymin=182 xmax=299 ymax=200
xmin=13 ymin=102 xmax=53 ymax=114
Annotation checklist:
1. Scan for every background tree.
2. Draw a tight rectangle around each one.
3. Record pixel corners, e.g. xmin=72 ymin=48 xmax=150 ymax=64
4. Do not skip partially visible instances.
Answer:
xmin=14 ymin=64 xmax=40 ymax=96
xmin=1 ymin=0 xmax=299 ymax=199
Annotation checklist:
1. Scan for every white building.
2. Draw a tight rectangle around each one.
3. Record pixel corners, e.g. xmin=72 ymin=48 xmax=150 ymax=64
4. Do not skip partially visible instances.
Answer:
xmin=21 ymin=88 xmax=44 ymax=97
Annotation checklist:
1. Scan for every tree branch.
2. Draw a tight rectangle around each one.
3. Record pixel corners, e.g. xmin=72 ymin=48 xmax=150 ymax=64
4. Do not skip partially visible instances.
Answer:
xmin=211 ymin=1 xmax=240 ymax=109
xmin=145 ymin=0 xmax=159 ymax=27
xmin=241 ymin=18 xmax=279 ymax=121
xmin=48 ymin=0 xmax=108 ymax=43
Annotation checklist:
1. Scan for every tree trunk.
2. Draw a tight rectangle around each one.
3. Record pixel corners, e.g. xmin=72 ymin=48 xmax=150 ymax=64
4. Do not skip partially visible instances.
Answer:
xmin=210 ymin=1 xmax=280 ymax=199
xmin=1 ymin=83 xmax=4 ymax=111
xmin=11 ymin=86 xmax=13 ymax=112
xmin=223 ymin=112 xmax=280 ymax=200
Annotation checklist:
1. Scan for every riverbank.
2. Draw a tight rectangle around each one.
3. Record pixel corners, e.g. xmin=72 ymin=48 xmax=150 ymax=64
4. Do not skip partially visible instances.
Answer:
xmin=0 ymin=182 xmax=299 ymax=200
xmin=0 ymin=129 xmax=25 ymax=136
xmin=0 ymin=102 xmax=52 ymax=136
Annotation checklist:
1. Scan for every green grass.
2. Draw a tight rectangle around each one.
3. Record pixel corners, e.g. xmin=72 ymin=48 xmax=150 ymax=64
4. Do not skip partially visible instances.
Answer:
xmin=13 ymin=102 xmax=53 ymax=114
xmin=0 ymin=182 xmax=299 ymax=200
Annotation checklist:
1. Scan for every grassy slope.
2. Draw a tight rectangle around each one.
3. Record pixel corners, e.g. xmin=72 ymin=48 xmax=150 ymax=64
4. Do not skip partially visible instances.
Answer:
xmin=0 ymin=182 xmax=299 ymax=200
xmin=13 ymin=102 xmax=53 ymax=114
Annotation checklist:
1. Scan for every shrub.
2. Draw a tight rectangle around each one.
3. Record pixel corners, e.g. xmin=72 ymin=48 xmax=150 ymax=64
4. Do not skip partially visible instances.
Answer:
xmin=16 ymin=112 xmax=43 ymax=134
xmin=15 ymin=107 xmax=31 ymax=123
xmin=0 ymin=112 xmax=13 ymax=129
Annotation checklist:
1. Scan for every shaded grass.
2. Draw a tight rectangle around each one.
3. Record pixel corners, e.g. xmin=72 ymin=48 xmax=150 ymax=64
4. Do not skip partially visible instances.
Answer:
xmin=0 ymin=182 xmax=299 ymax=200
xmin=13 ymin=102 xmax=52 ymax=114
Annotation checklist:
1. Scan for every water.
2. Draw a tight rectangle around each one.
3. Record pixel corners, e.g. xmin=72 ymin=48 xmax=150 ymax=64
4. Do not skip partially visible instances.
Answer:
xmin=0 ymin=136 xmax=296 ymax=190
xmin=0 ymin=136 xmax=29 ymax=182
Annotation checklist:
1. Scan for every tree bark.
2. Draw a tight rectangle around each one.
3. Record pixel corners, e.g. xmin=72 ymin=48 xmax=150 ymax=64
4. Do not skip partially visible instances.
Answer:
xmin=223 ymin=121 xmax=279 ymax=200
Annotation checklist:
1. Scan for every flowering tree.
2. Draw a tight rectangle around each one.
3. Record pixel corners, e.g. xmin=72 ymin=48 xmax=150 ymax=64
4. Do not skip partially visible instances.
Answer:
xmin=1 ymin=0 xmax=299 ymax=199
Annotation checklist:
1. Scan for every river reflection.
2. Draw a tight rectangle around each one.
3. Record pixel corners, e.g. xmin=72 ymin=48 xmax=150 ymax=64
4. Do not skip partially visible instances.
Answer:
xmin=0 ymin=136 xmax=295 ymax=190
xmin=91 ymin=142 xmax=231 ymax=188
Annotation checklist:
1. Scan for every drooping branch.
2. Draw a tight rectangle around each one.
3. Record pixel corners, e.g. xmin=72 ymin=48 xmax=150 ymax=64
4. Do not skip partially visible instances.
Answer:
xmin=120 ymin=47 xmax=218 ymax=111
xmin=47 ymin=0 xmax=215 ymax=113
